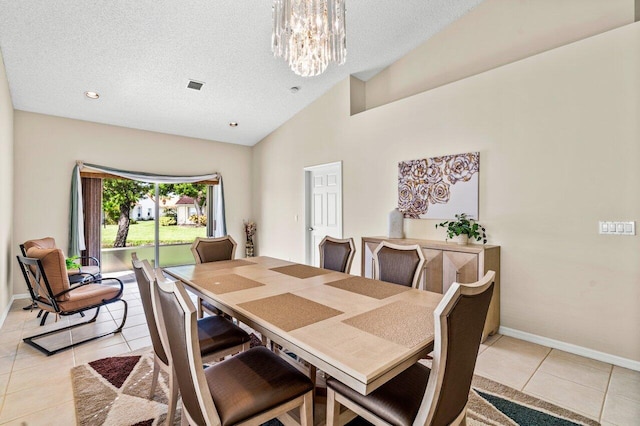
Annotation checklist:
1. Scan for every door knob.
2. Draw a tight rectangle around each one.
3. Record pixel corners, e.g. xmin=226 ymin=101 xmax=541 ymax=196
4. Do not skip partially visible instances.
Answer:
xmin=308 ymin=227 xmax=314 ymax=231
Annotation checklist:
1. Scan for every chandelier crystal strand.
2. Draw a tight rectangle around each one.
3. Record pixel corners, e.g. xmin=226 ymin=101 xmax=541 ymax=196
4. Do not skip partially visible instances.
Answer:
xmin=272 ymin=0 xmax=346 ymax=77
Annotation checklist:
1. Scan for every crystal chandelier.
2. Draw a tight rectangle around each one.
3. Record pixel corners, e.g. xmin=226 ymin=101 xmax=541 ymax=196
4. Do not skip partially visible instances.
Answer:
xmin=272 ymin=0 xmax=346 ymax=77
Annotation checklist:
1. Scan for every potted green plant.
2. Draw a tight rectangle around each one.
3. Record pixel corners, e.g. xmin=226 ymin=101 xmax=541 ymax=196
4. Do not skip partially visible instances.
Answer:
xmin=436 ymin=213 xmax=487 ymax=245
xmin=65 ymin=255 xmax=80 ymax=271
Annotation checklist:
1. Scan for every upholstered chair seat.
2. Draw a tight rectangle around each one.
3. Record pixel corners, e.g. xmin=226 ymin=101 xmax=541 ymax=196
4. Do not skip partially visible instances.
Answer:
xmin=206 ymin=346 xmax=314 ymax=425
xmin=327 ymin=363 xmax=430 ymax=426
xmin=54 ymin=284 xmax=121 ymax=311
xmin=197 ymin=315 xmax=252 ymax=356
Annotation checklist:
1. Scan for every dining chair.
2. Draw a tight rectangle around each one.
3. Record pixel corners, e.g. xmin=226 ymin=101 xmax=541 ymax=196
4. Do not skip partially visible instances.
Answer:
xmin=191 ymin=235 xmax=237 ymax=263
xmin=16 ymin=247 xmax=127 ymax=355
xmin=190 ymin=235 xmax=237 ymax=318
xmin=153 ymin=270 xmax=314 ymax=426
xmin=372 ymin=241 xmax=425 ymax=288
xmin=326 ymin=270 xmax=496 ymax=426
xmin=319 ymin=236 xmax=356 ymax=273
xmin=131 ymin=254 xmax=252 ymax=425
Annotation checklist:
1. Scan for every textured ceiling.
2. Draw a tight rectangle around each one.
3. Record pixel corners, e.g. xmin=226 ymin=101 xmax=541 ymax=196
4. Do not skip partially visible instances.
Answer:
xmin=0 ymin=0 xmax=482 ymax=146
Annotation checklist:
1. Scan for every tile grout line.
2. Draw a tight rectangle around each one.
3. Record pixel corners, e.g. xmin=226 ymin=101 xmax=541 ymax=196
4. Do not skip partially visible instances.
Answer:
xmin=520 ymin=347 xmax=553 ymax=391
xmin=534 ymin=354 xmax=613 ymax=392
xmin=597 ymin=364 xmax=614 ymax=423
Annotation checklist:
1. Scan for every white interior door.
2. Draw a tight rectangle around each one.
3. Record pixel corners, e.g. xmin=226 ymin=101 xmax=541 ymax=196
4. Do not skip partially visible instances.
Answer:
xmin=305 ymin=162 xmax=343 ymax=266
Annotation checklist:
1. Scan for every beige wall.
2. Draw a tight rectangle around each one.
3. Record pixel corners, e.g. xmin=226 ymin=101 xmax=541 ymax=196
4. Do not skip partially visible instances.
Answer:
xmin=13 ymin=112 xmax=252 ymax=293
xmin=365 ymin=0 xmax=634 ymax=110
xmin=253 ymin=22 xmax=640 ymax=362
xmin=0 ymin=49 xmax=14 ymax=314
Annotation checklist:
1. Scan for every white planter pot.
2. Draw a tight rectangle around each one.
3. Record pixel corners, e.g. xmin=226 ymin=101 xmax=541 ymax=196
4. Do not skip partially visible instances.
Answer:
xmin=455 ymin=234 xmax=469 ymax=245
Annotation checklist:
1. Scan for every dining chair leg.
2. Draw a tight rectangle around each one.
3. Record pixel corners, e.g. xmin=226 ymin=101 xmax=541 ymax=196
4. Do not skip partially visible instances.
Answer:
xmin=197 ymin=298 xmax=204 ymax=319
xmin=180 ymin=403 xmax=189 ymax=426
xmin=167 ymin=369 xmax=179 ymax=425
xmin=308 ymin=364 xmax=317 ymax=399
xmin=149 ymin=356 xmax=160 ymax=399
xmin=326 ymin=388 xmax=341 ymax=426
xmin=300 ymin=391 xmax=313 ymax=426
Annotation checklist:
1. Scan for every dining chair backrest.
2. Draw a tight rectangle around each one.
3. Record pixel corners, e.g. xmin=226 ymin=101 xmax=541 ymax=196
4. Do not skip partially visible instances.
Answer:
xmin=131 ymin=253 xmax=168 ymax=366
xmin=319 ymin=236 xmax=356 ymax=273
xmin=415 ymin=270 xmax=495 ymax=425
xmin=154 ymin=271 xmax=222 ymax=426
xmin=372 ymin=241 xmax=425 ymax=288
xmin=191 ymin=236 xmax=237 ymax=264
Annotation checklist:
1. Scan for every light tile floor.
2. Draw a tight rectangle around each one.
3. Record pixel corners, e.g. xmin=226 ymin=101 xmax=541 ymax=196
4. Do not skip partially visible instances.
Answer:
xmin=0 ymin=276 xmax=638 ymax=425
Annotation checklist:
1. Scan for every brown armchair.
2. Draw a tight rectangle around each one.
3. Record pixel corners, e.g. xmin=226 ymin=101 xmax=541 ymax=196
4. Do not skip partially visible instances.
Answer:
xmin=20 ymin=237 xmax=102 ymax=323
xmin=16 ymin=247 xmax=127 ymax=356
xmin=326 ymin=271 xmax=496 ymax=426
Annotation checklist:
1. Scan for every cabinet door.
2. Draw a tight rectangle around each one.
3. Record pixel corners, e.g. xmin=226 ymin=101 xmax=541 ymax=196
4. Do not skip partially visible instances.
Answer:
xmin=422 ymin=249 xmax=443 ymax=293
xmin=443 ymin=252 xmax=478 ymax=293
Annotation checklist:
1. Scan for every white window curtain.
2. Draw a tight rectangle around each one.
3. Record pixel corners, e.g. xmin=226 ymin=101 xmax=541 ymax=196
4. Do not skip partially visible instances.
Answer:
xmin=69 ymin=161 xmax=227 ymax=256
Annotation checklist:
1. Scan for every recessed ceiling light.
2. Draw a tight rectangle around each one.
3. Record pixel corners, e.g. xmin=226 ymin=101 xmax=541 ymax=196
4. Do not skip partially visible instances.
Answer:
xmin=84 ymin=91 xmax=99 ymax=99
xmin=229 ymin=122 xmax=238 ymax=127
xmin=290 ymin=86 xmax=300 ymax=93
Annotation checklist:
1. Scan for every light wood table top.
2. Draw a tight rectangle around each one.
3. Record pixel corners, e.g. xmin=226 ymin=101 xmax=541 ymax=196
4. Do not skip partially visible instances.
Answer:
xmin=164 ymin=256 xmax=442 ymax=395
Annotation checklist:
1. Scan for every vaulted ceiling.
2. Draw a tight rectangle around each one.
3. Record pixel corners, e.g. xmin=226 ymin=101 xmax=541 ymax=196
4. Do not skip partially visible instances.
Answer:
xmin=0 ymin=0 xmax=482 ymax=146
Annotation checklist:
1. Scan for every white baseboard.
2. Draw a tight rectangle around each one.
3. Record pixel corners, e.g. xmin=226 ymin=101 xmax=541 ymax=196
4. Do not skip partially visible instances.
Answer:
xmin=0 ymin=293 xmax=31 ymax=329
xmin=499 ymin=326 xmax=640 ymax=372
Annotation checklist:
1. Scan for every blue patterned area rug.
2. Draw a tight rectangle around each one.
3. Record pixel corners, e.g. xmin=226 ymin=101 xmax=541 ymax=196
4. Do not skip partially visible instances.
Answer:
xmin=71 ymin=349 xmax=599 ymax=426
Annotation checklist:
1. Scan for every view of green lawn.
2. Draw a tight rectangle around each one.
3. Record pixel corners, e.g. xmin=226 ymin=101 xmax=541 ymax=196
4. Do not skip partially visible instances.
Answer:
xmin=101 ymin=220 xmax=206 ymax=247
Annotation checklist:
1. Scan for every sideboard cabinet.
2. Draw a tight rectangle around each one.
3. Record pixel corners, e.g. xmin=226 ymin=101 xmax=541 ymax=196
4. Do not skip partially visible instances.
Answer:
xmin=361 ymin=237 xmax=500 ymax=341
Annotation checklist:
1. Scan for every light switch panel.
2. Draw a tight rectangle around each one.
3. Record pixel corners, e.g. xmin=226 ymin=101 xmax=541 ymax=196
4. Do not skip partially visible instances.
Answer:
xmin=599 ymin=220 xmax=636 ymax=235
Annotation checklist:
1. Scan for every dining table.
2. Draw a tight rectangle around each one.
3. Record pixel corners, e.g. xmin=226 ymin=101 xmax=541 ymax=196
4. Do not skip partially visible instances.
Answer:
xmin=163 ymin=256 xmax=442 ymax=396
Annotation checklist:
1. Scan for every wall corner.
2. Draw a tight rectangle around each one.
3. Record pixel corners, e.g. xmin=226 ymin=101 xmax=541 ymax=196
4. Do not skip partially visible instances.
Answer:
xmin=349 ymin=75 xmax=366 ymax=116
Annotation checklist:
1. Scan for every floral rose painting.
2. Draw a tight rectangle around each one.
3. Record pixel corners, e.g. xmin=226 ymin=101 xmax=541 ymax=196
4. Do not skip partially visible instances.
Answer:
xmin=398 ymin=152 xmax=479 ymax=219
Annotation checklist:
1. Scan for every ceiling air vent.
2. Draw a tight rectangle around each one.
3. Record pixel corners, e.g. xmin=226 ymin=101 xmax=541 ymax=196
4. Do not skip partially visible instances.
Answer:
xmin=187 ymin=80 xmax=204 ymax=90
